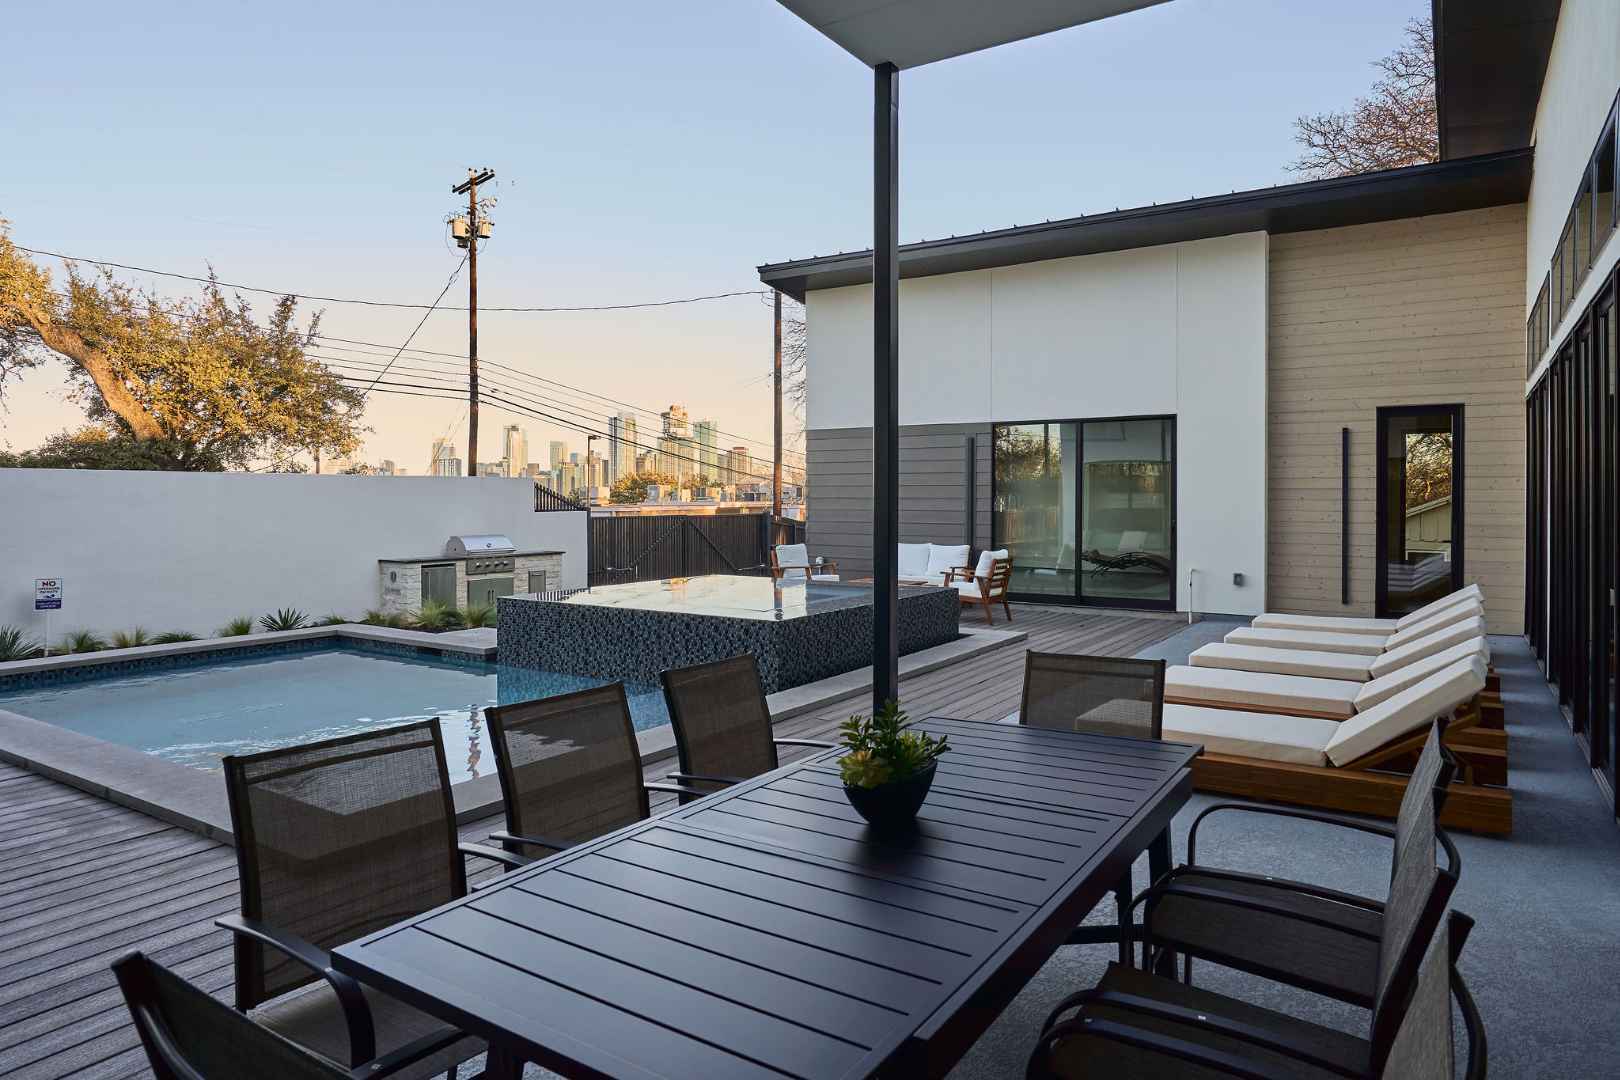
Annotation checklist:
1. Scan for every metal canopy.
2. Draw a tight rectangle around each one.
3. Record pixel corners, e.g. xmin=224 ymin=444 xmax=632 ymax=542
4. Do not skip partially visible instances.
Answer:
xmin=775 ymin=0 xmax=1169 ymax=69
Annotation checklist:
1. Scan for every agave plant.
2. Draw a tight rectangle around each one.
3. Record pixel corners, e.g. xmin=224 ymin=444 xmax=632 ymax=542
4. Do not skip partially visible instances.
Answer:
xmin=0 ymin=626 xmax=42 ymax=662
xmin=61 ymin=630 xmax=107 ymax=654
xmin=409 ymin=600 xmax=462 ymax=633
xmin=219 ymin=616 xmax=256 ymax=637
xmin=459 ymin=603 xmax=496 ymax=629
xmin=111 ymin=628 xmax=152 ymax=649
xmin=259 ymin=608 xmax=311 ymax=633
xmin=152 ymin=631 xmax=201 ymax=644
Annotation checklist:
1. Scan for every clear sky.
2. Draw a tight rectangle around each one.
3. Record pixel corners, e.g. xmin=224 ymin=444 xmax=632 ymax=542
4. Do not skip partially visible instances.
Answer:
xmin=1 ymin=0 xmax=1425 ymax=473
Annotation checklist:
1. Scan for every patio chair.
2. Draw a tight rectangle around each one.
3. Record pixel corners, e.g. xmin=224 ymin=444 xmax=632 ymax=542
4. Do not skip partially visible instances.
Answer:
xmin=1019 ymin=652 xmax=1166 ymax=965
xmin=947 ymin=548 xmax=1012 ymax=624
xmin=1140 ymin=721 xmax=1460 ymax=1008
xmin=1030 ymin=904 xmax=1482 ymax=1079
xmin=1250 ymin=583 xmax=1482 ymax=636
xmin=113 ymin=950 xmax=461 ymax=1080
xmin=484 ymin=682 xmax=704 ymax=861
xmin=1031 ymin=731 xmax=1478 ymax=1079
xmin=1161 ymin=655 xmax=1512 ymax=834
xmin=1221 ymin=601 xmax=1484 ymax=657
xmin=217 ymin=721 xmax=525 ymax=1077
xmin=769 ymin=543 xmax=840 ymax=582
xmin=660 ymin=654 xmax=834 ymax=803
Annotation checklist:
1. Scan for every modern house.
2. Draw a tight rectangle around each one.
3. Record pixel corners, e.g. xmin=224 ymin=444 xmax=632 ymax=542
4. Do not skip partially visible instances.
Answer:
xmin=762 ymin=0 xmax=1617 ymax=806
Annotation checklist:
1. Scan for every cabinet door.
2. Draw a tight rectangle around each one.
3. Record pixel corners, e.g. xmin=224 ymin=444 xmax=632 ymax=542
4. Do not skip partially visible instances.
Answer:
xmin=422 ymin=564 xmax=457 ymax=608
xmin=467 ymin=576 xmax=514 ymax=609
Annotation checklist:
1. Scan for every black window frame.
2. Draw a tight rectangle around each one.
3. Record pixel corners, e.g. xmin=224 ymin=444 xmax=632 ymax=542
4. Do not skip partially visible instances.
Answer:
xmin=1373 ymin=404 xmax=1466 ymax=620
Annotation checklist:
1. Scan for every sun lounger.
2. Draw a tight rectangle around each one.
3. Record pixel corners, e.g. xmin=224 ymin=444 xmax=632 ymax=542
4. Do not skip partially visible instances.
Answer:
xmin=1250 ymin=583 xmax=1483 ymax=635
xmin=1224 ymin=599 xmax=1483 ymax=655
xmin=1163 ymin=655 xmax=1510 ymax=834
xmin=1196 ymin=614 xmax=1487 ymax=680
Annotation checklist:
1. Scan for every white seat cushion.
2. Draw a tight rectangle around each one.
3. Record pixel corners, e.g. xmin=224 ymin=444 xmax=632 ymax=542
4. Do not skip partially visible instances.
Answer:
xmin=973 ymin=547 xmax=1009 ymax=578
xmin=952 ymin=580 xmax=982 ymax=598
xmin=897 ymin=543 xmax=932 ymax=580
xmin=1223 ymin=627 xmax=1388 ymax=656
xmin=1381 ymin=601 xmax=1483 ymax=651
xmin=1250 ymin=613 xmax=1397 ymax=636
xmin=926 ymin=543 xmax=970 ymax=579
xmin=1393 ymin=584 xmax=1484 ymax=630
xmin=1162 ymin=704 xmax=1336 ymax=766
xmin=1164 ymin=665 xmax=1358 ymax=719
xmin=775 ymin=543 xmax=809 ymax=569
xmin=1323 ymin=655 xmax=1487 ymax=766
xmin=1189 ymin=643 xmax=1375 ymax=681
xmin=1367 ymin=616 xmax=1487 ymax=679
xmin=811 ymin=573 xmax=840 ymax=582
xmin=1353 ymin=637 xmax=1490 ymax=711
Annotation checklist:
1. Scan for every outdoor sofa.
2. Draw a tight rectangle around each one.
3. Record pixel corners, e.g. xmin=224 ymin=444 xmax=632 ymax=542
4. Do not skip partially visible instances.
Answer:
xmin=896 ymin=542 xmax=970 ymax=586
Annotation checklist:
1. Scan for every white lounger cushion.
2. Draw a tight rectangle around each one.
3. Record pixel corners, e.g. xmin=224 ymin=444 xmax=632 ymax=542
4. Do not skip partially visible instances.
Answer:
xmin=1381 ymin=601 xmax=1484 ymax=651
xmin=1222 ymin=627 xmax=1388 ymax=656
xmin=1353 ymin=637 xmax=1490 ymax=711
xmin=1323 ymin=655 xmax=1487 ymax=766
xmin=1394 ymin=584 xmax=1484 ymax=630
xmin=1163 ymin=705 xmax=1338 ymax=765
xmin=1368 ymin=616 xmax=1487 ymax=679
xmin=1190 ymin=644 xmax=1376 ymax=681
xmin=1250 ymin=613 xmax=1398 ymax=636
xmin=1164 ymin=665 xmax=1359 ymax=718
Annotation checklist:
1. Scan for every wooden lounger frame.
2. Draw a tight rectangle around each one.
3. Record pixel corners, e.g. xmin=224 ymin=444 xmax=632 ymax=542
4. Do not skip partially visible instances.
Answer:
xmin=1188 ymin=700 xmax=1513 ymax=836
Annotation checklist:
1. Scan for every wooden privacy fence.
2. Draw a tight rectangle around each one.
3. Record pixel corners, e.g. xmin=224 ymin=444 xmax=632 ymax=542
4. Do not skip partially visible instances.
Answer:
xmin=587 ymin=513 xmax=805 ymax=585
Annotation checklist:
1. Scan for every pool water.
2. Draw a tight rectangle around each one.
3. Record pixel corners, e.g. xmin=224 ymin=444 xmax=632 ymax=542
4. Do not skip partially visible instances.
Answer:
xmin=0 ymin=647 xmax=668 ymax=785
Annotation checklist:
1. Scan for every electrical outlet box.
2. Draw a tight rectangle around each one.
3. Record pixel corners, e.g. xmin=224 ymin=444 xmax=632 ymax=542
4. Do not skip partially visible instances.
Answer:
xmin=1232 ymin=572 xmax=1245 ymax=587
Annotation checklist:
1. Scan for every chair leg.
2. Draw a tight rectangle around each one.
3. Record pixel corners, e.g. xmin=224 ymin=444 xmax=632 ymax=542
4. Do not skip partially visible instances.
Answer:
xmin=1113 ymin=871 xmax=1132 ymax=966
xmin=1002 ymin=596 xmax=1013 ymax=621
xmin=983 ymin=597 xmax=995 ymax=625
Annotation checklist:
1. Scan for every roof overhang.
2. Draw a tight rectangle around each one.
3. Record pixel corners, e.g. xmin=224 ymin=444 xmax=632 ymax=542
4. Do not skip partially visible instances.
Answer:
xmin=1433 ymin=0 xmax=1560 ymax=159
xmin=773 ymin=0 xmax=1170 ymax=69
xmin=759 ymin=149 xmax=1532 ymax=300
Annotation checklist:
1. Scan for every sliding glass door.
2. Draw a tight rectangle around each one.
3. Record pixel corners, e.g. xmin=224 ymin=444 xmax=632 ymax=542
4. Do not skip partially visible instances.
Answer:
xmin=993 ymin=416 xmax=1175 ymax=609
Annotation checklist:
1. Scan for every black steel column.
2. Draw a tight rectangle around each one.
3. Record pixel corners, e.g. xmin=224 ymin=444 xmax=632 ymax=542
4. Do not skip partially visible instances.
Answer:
xmin=873 ymin=61 xmax=900 ymax=711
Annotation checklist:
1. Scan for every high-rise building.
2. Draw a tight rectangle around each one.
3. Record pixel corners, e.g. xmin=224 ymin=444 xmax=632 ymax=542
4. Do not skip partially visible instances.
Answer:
xmin=660 ymin=404 xmax=689 ymax=439
xmin=694 ymin=419 xmax=718 ymax=479
xmin=430 ymin=439 xmax=462 ymax=477
xmin=548 ymin=440 xmax=567 ymax=473
xmin=377 ymin=459 xmax=397 ymax=476
xmin=723 ymin=446 xmax=752 ymax=484
xmin=502 ymin=425 xmax=528 ymax=478
xmin=608 ymin=413 xmax=638 ymax=483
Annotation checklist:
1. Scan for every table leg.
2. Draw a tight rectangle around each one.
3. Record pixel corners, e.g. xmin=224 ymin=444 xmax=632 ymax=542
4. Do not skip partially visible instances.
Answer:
xmin=482 ymin=1045 xmax=525 ymax=1080
xmin=1147 ymin=826 xmax=1176 ymax=976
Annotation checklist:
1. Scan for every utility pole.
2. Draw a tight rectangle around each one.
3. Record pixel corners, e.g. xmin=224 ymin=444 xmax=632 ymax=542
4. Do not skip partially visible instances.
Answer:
xmin=451 ymin=167 xmax=495 ymax=477
xmin=772 ymin=288 xmax=783 ymax=519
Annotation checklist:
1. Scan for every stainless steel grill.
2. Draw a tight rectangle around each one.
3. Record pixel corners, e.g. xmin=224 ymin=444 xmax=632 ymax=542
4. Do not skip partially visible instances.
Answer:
xmin=444 ymin=535 xmax=515 ymax=557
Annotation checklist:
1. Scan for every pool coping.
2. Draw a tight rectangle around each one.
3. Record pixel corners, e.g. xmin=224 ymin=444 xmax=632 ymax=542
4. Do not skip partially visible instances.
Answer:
xmin=0 ymin=623 xmax=1026 ymax=843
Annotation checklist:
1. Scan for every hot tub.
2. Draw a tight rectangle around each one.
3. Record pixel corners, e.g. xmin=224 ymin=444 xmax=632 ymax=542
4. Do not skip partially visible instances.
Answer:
xmin=497 ymin=575 xmax=961 ymax=692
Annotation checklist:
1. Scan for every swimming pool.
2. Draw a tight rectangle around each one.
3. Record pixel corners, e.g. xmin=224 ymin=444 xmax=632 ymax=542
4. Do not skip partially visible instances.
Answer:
xmin=0 ymin=644 xmax=667 ymax=785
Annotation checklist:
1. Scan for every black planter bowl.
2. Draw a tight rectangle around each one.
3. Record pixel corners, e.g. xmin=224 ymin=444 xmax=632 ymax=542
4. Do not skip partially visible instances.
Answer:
xmin=843 ymin=763 xmax=937 ymax=833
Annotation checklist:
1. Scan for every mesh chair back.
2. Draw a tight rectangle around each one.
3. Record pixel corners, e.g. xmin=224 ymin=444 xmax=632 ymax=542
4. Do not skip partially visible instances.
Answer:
xmin=1368 ymin=720 xmax=1458 ymax=1067
xmin=1379 ymin=913 xmax=1454 ymax=1078
xmin=1019 ymin=652 xmax=1166 ymax=739
xmin=486 ymin=683 xmax=649 ymax=855
xmin=661 ymin=655 xmax=778 ymax=783
xmin=114 ymin=951 xmax=345 ymax=1080
xmin=223 ymin=720 xmax=463 ymax=1009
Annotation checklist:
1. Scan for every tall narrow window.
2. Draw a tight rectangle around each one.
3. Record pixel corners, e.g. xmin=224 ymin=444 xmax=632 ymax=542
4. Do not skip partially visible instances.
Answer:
xmin=1376 ymin=406 xmax=1464 ymax=617
xmin=1596 ymin=117 xmax=1616 ymax=258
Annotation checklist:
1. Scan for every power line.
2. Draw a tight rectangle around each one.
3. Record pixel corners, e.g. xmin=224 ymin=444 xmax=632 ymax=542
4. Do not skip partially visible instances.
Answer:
xmin=22 ymin=244 xmax=764 ymax=312
xmin=357 ymin=257 xmax=466 ymax=399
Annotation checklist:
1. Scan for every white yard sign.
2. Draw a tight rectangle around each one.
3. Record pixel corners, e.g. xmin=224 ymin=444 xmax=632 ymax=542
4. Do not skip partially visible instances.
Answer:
xmin=34 ymin=578 xmax=62 ymax=611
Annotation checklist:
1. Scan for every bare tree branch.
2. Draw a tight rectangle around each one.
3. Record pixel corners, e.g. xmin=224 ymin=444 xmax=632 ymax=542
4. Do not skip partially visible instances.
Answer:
xmin=1290 ymin=17 xmax=1436 ymax=180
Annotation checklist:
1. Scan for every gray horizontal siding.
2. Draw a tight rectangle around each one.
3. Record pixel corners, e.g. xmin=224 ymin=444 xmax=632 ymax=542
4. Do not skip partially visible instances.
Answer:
xmin=806 ymin=424 xmax=992 ymax=575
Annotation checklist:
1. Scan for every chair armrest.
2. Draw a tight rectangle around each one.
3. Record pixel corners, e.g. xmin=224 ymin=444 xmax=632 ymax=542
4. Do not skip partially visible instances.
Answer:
xmin=773 ymin=738 xmax=836 ymax=750
xmin=464 ymin=838 xmax=542 ymax=867
xmin=1186 ymin=802 xmax=1395 ymax=866
xmin=667 ymin=771 xmax=747 ymax=786
xmin=215 ymin=913 xmax=376 ymax=1065
xmin=645 ymin=780 xmax=711 ymax=801
xmin=348 ymin=1025 xmax=467 ymax=1080
xmin=486 ymin=832 xmax=576 ymax=856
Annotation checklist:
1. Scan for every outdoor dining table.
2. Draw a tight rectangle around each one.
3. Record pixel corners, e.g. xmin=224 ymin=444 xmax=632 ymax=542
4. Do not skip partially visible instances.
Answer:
xmin=331 ymin=716 xmax=1200 ymax=1080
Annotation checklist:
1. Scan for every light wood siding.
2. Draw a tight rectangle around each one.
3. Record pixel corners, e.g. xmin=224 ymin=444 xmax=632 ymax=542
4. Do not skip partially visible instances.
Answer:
xmin=805 ymin=424 xmax=992 ymax=575
xmin=1267 ymin=204 xmax=1527 ymax=633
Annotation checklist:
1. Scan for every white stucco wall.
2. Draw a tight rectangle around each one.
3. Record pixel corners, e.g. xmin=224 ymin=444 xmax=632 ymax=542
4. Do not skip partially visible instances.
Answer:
xmin=805 ymin=232 xmax=1269 ymax=615
xmin=0 ymin=471 xmax=586 ymax=637
xmin=1526 ymin=0 xmax=1620 ymax=379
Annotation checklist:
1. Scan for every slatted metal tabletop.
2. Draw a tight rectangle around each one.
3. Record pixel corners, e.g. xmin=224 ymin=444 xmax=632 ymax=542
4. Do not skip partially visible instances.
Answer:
xmin=332 ymin=717 xmax=1198 ymax=1080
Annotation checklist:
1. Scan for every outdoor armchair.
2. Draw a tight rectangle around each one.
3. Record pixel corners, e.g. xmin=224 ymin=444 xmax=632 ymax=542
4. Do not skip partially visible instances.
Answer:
xmin=660 ymin=654 xmax=833 ymax=803
xmin=113 ymin=950 xmax=461 ymax=1080
xmin=217 ymin=720 xmax=524 ymax=1077
xmin=947 ymin=548 xmax=1013 ymax=624
xmin=1018 ymin=651 xmax=1166 ymax=964
xmin=483 ymin=682 xmax=704 ymax=862
xmin=1030 ymin=730 xmax=1478 ymax=1079
xmin=769 ymin=542 xmax=839 ymax=582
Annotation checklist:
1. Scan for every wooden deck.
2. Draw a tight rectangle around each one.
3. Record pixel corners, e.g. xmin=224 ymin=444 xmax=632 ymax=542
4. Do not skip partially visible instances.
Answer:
xmin=0 ymin=605 xmax=1181 ymax=1079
